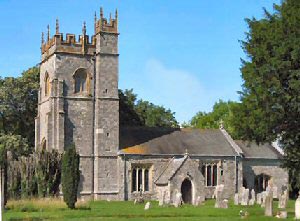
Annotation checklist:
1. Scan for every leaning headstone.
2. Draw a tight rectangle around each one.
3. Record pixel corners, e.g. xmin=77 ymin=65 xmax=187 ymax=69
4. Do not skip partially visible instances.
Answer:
xmin=144 ymin=202 xmax=151 ymax=210
xmin=264 ymin=191 xmax=273 ymax=217
xmin=174 ymin=192 xmax=183 ymax=208
xmin=295 ymin=193 xmax=300 ymax=219
xmin=234 ymin=193 xmax=239 ymax=205
xmin=249 ymin=189 xmax=255 ymax=206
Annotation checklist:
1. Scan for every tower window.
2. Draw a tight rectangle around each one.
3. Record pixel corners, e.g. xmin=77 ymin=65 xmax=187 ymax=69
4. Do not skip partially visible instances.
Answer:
xmin=45 ymin=72 xmax=50 ymax=96
xmin=74 ymin=68 xmax=89 ymax=93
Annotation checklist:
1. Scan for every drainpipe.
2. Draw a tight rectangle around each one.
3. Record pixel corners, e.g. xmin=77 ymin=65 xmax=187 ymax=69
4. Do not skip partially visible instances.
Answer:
xmin=235 ymin=155 xmax=238 ymax=193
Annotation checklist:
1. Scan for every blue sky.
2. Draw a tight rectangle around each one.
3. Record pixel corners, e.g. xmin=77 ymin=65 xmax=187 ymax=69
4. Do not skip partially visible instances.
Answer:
xmin=0 ymin=0 xmax=280 ymax=123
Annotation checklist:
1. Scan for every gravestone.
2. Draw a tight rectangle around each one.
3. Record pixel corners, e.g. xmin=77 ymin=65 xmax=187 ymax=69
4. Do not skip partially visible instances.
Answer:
xmin=256 ymin=193 xmax=262 ymax=205
xmin=144 ymin=202 xmax=151 ymax=210
xmin=238 ymin=187 xmax=245 ymax=204
xmin=264 ymin=191 xmax=273 ymax=217
xmin=278 ymin=190 xmax=288 ymax=209
xmin=195 ymin=196 xmax=205 ymax=206
xmin=241 ymin=188 xmax=249 ymax=206
xmin=261 ymin=191 xmax=267 ymax=208
xmin=234 ymin=193 xmax=239 ymax=205
xmin=295 ymin=193 xmax=300 ymax=219
xmin=275 ymin=211 xmax=287 ymax=219
xmin=159 ymin=190 xmax=166 ymax=207
xmin=215 ymin=190 xmax=228 ymax=209
xmin=134 ymin=189 xmax=144 ymax=204
xmin=213 ymin=184 xmax=224 ymax=199
xmin=174 ymin=192 xmax=183 ymax=208
xmin=249 ymin=189 xmax=255 ymax=206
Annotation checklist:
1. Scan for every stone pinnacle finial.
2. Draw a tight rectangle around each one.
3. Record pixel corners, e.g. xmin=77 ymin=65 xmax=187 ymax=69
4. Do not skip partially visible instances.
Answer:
xmin=100 ymin=7 xmax=103 ymax=18
xmin=56 ymin=18 xmax=59 ymax=34
xmin=115 ymin=9 xmax=118 ymax=20
xmin=47 ymin=25 xmax=50 ymax=41
xmin=109 ymin=12 xmax=112 ymax=22
xmin=82 ymin=21 xmax=86 ymax=36
xmin=41 ymin=32 xmax=44 ymax=45
xmin=94 ymin=11 xmax=97 ymax=33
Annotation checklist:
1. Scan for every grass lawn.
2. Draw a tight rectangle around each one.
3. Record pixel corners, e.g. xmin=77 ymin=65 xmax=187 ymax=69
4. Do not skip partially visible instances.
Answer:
xmin=3 ymin=198 xmax=296 ymax=221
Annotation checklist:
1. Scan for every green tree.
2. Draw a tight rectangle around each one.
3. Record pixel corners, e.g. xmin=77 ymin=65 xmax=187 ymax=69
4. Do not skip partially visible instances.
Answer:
xmin=61 ymin=144 xmax=80 ymax=209
xmin=0 ymin=67 xmax=39 ymax=148
xmin=185 ymin=100 xmax=239 ymax=138
xmin=119 ymin=89 xmax=179 ymax=128
xmin=233 ymin=0 xmax=300 ymax=189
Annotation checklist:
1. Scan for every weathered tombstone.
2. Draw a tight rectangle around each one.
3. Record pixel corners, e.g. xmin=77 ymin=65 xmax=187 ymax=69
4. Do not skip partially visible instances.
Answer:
xmin=144 ymin=202 xmax=151 ymax=210
xmin=195 ymin=196 xmax=205 ymax=206
xmin=234 ymin=193 xmax=239 ymax=205
xmin=241 ymin=188 xmax=249 ymax=206
xmin=295 ymin=192 xmax=300 ymax=219
xmin=264 ymin=191 xmax=273 ymax=217
xmin=238 ymin=187 xmax=245 ymax=204
xmin=215 ymin=190 xmax=228 ymax=209
xmin=213 ymin=184 xmax=224 ymax=199
xmin=275 ymin=211 xmax=287 ymax=219
xmin=159 ymin=190 xmax=166 ymax=207
xmin=256 ymin=193 xmax=262 ymax=205
xmin=278 ymin=190 xmax=288 ymax=209
xmin=134 ymin=189 xmax=144 ymax=204
xmin=261 ymin=191 xmax=267 ymax=208
xmin=249 ymin=189 xmax=255 ymax=206
xmin=174 ymin=192 xmax=183 ymax=208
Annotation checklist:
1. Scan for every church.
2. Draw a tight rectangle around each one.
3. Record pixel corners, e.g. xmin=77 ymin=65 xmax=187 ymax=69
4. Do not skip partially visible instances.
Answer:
xmin=35 ymin=8 xmax=288 ymax=204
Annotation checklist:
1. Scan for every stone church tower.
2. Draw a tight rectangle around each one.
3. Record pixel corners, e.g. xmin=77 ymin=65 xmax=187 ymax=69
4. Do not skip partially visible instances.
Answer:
xmin=35 ymin=8 xmax=123 ymax=200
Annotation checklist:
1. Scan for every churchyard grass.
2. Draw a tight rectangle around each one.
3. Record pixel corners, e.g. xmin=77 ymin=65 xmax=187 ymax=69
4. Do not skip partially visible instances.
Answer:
xmin=3 ymin=198 xmax=296 ymax=220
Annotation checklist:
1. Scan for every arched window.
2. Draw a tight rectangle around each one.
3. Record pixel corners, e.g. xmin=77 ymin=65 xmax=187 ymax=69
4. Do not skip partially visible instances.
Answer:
xmin=45 ymin=72 xmax=50 ymax=96
xmin=74 ymin=68 xmax=89 ymax=93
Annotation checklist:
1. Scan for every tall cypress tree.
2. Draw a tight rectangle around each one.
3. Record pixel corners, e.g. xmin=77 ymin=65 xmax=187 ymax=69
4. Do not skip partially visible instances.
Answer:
xmin=61 ymin=144 xmax=80 ymax=209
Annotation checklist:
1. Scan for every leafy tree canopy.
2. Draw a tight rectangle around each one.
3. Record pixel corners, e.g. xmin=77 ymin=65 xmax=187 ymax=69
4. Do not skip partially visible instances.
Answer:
xmin=119 ymin=89 xmax=179 ymax=128
xmin=232 ymin=0 xmax=300 ymax=186
xmin=0 ymin=67 xmax=39 ymax=149
xmin=183 ymin=100 xmax=239 ymax=138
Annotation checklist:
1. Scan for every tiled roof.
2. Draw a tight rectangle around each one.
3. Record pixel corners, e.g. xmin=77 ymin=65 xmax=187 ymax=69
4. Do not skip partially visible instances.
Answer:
xmin=119 ymin=127 xmax=238 ymax=156
xmin=234 ymin=140 xmax=283 ymax=159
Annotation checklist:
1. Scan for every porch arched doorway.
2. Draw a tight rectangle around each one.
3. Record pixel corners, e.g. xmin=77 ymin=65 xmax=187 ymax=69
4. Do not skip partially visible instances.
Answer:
xmin=181 ymin=179 xmax=192 ymax=204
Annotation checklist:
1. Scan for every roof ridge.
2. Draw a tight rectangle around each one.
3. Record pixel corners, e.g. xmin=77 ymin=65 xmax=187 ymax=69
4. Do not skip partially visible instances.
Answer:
xmin=154 ymin=156 xmax=175 ymax=183
xmin=219 ymin=128 xmax=243 ymax=155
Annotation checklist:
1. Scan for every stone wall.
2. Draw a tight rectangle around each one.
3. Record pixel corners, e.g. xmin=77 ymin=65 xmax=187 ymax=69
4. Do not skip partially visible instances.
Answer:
xmin=242 ymin=159 xmax=288 ymax=196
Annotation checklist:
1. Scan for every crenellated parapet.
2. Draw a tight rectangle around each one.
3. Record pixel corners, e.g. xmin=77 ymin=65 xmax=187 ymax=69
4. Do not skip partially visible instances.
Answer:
xmin=41 ymin=8 xmax=118 ymax=62
xmin=41 ymin=20 xmax=96 ymax=62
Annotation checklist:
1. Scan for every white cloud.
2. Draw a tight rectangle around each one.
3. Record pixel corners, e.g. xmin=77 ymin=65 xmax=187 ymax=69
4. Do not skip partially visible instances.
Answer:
xmin=140 ymin=59 xmax=207 ymax=123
